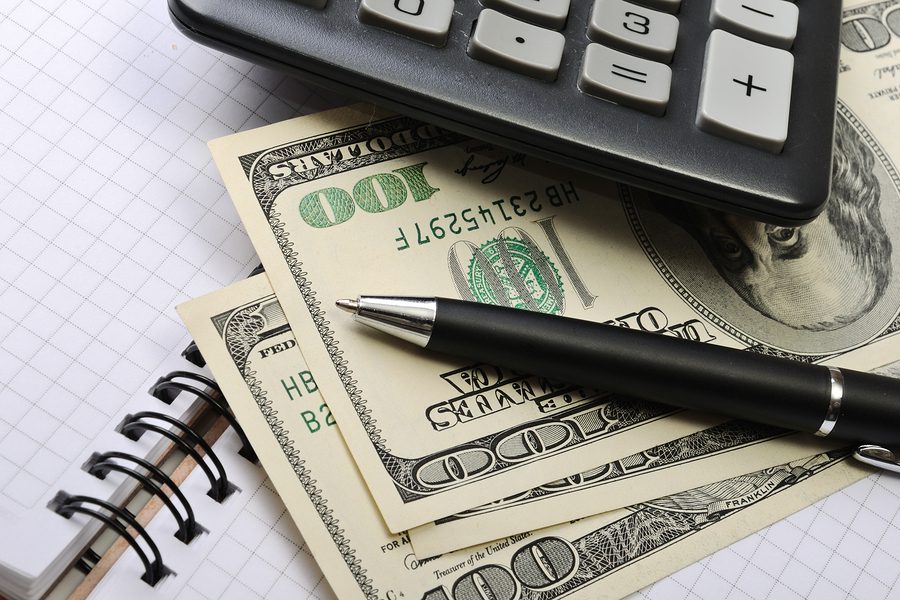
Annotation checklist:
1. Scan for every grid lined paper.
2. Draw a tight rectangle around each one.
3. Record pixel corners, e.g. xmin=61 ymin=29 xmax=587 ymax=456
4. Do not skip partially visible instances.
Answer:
xmin=3 ymin=0 xmax=900 ymax=597
xmin=0 ymin=0 xmax=337 ymax=514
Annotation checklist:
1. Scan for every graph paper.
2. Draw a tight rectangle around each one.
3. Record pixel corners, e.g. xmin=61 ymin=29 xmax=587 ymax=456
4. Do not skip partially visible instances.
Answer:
xmin=2 ymin=0 xmax=900 ymax=597
xmin=0 ymin=0 xmax=337 ymax=515
xmin=0 ymin=0 xmax=340 ymax=593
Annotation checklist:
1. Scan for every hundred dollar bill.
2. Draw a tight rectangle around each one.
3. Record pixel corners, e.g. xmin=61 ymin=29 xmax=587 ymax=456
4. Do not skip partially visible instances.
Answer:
xmin=407 ymin=420 xmax=834 ymax=557
xmin=209 ymin=104 xmax=711 ymax=531
xmin=210 ymin=79 xmax=900 ymax=530
xmin=400 ymin=6 xmax=900 ymax=555
xmin=176 ymin=274 xmax=872 ymax=600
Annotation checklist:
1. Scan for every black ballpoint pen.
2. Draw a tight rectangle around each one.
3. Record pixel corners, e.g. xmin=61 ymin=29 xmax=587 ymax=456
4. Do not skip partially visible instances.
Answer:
xmin=336 ymin=295 xmax=900 ymax=473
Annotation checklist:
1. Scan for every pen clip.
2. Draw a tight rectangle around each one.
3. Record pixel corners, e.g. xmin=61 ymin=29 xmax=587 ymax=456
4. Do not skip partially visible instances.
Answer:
xmin=853 ymin=444 xmax=900 ymax=474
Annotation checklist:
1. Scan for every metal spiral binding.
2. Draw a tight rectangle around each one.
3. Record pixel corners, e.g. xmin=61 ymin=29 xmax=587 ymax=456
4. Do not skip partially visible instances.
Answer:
xmin=116 ymin=411 xmax=239 ymax=502
xmin=48 ymin=492 xmax=174 ymax=585
xmin=181 ymin=341 xmax=206 ymax=368
xmin=83 ymin=451 xmax=208 ymax=543
xmin=74 ymin=549 xmax=102 ymax=575
xmin=45 ymin=305 xmax=259 ymax=585
xmin=149 ymin=371 xmax=258 ymax=463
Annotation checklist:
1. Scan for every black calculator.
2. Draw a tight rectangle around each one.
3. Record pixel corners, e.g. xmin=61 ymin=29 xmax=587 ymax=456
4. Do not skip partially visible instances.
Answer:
xmin=169 ymin=0 xmax=842 ymax=224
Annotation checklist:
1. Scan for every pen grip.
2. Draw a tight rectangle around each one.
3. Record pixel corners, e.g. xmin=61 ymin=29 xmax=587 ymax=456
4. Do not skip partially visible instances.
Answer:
xmin=429 ymin=299 xmax=889 ymax=440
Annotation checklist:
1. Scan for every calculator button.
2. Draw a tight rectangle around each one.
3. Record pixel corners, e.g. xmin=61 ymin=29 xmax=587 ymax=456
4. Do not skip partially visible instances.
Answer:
xmin=587 ymin=0 xmax=680 ymax=63
xmin=468 ymin=9 xmax=566 ymax=81
xmin=358 ymin=0 xmax=455 ymax=46
xmin=579 ymin=44 xmax=671 ymax=115
xmin=710 ymin=0 xmax=799 ymax=50
xmin=482 ymin=0 xmax=570 ymax=30
xmin=697 ymin=29 xmax=794 ymax=153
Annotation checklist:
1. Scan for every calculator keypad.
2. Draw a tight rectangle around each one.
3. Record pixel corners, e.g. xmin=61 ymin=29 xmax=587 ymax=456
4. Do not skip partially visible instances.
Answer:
xmin=587 ymin=0 xmax=679 ymax=63
xmin=579 ymin=44 xmax=672 ymax=115
xmin=468 ymin=9 xmax=566 ymax=81
xmin=482 ymin=0 xmax=570 ymax=30
xmin=354 ymin=0 xmax=802 ymax=152
xmin=358 ymin=0 xmax=455 ymax=46
xmin=696 ymin=30 xmax=794 ymax=152
xmin=710 ymin=0 xmax=799 ymax=50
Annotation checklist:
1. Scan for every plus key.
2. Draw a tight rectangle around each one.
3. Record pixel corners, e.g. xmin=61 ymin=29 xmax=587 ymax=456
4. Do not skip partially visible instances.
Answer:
xmin=696 ymin=30 xmax=794 ymax=153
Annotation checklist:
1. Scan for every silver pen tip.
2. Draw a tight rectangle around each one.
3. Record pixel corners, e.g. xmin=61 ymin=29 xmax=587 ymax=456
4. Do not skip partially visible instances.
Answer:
xmin=335 ymin=298 xmax=359 ymax=314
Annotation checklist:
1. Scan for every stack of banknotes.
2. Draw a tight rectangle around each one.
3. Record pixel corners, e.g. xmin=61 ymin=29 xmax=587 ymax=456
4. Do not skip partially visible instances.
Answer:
xmin=177 ymin=4 xmax=900 ymax=596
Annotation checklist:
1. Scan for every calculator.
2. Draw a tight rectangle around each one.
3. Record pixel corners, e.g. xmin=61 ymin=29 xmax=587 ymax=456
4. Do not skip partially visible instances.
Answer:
xmin=169 ymin=0 xmax=842 ymax=224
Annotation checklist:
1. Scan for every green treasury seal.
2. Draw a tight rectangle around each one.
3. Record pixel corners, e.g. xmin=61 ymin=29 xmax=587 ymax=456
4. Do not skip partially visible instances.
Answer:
xmin=467 ymin=235 xmax=564 ymax=315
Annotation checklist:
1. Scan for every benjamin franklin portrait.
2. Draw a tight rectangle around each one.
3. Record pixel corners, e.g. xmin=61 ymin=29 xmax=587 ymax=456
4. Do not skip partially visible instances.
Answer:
xmin=629 ymin=108 xmax=900 ymax=355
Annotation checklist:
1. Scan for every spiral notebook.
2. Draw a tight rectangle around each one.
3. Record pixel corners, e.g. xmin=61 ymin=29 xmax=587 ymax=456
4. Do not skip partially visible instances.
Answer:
xmin=82 ymin=396 xmax=335 ymax=600
xmin=0 ymin=0 xmax=339 ymax=597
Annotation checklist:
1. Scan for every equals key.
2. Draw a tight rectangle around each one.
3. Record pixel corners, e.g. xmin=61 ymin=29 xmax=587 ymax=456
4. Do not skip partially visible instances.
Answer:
xmin=578 ymin=44 xmax=671 ymax=115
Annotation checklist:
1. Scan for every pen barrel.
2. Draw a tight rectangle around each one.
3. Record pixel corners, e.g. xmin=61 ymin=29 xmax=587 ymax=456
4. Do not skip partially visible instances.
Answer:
xmin=429 ymin=299 xmax=900 ymax=443
xmin=832 ymin=369 xmax=900 ymax=444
